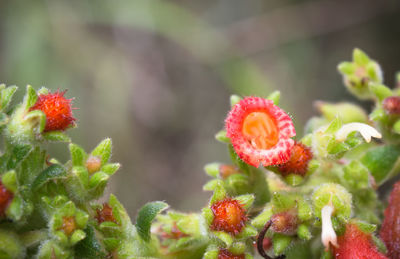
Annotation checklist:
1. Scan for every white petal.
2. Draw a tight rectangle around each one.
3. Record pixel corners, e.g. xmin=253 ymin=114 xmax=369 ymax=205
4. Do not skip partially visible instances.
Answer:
xmin=335 ymin=122 xmax=381 ymax=143
xmin=321 ymin=204 xmax=338 ymax=250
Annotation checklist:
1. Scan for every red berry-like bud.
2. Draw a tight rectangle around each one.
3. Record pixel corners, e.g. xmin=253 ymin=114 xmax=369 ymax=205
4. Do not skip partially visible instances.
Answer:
xmin=380 ymin=181 xmax=400 ymax=259
xmin=218 ymin=249 xmax=245 ymax=259
xmin=211 ymin=198 xmax=247 ymax=235
xmin=225 ymin=97 xmax=296 ymax=167
xmin=95 ymin=203 xmax=117 ymax=224
xmin=383 ymin=96 xmax=400 ymax=115
xmin=277 ymin=142 xmax=313 ymax=177
xmin=333 ymin=224 xmax=387 ymax=259
xmin=271 ymin=210 xmax=299 ymax=235
xmin=0 ymin=181 xmax=13 ymax=217
xmin=30 ymin=91 xmax=75 ymax=132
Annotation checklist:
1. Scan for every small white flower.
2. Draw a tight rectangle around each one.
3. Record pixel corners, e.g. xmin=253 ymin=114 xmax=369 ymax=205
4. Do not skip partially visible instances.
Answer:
xmin=321 ymin=204 xmax=338 ymax=250
xmin=336 ymin=122 xmax=382 ymax=143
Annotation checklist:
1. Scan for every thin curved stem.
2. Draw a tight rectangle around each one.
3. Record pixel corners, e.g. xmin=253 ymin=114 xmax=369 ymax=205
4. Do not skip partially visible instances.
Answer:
xmin=257 ymin=220 xmax=286 ymax=259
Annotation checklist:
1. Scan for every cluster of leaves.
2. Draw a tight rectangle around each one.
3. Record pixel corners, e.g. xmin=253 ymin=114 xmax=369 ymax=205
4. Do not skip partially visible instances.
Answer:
xmin=1 ymin=48 xmax=400 ymax=259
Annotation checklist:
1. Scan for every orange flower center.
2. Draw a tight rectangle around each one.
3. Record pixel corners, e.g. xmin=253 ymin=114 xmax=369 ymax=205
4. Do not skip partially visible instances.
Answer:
xmin=61 ymin=216 xmax=76 ymax=236
xmin=242 ymin=112 xmax=279 ymax=149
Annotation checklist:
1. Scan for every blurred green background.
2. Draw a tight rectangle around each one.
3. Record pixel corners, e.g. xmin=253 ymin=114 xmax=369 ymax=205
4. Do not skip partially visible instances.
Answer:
xmin=1 ymin=0 xmax=400 ymax=217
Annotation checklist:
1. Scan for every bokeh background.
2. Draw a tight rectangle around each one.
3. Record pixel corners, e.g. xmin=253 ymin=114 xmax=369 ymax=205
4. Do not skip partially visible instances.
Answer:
xmin=1 ymin=0 xmax=400 ymax=217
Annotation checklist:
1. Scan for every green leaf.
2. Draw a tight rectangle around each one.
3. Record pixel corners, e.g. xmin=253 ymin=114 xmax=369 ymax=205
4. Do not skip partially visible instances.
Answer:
xmin=69 ymin=143 xmax=87 ymax=167
xmin=6 ymin=144 xmax=32 ymax=170
xmin=42 ymin=131 xmax=71 ymax=142
xmin=353 ymin=48 xmax=370 ymax=66
xmin=267 ymin=90 xmax=280 ymax=105
xmin=361 ymin=145 xmax=400 ymax=184
xmin=91 ymin=138 xmax=112 ymax=165
xmin=24 ymin=85 xmax=38 ymax=109
xmin=101 ymin=163 xmax=120 ymax=175
xmin=136 ymin=201 xmax=169 ymax=242
xmin=32 ymin=164 xmax=66 ymax=191
xmin=74 ymin=226 xmax=106 ymax=258
xmin=369 ymin=84 xmax=392 ymax=101
xmin=215 ymin=130 xmax=230 ymax=143
xmin=0 ymin=85 xmax=17 ymax=111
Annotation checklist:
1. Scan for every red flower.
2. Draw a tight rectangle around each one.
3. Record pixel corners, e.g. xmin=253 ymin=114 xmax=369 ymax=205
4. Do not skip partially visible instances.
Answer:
xmin=0 ymin=181 xmax=13 ymax=217
xmin=277 ymin=142 xmax=312 ymax=177
xmin=218 ymin=249 xmax=245 ymax=259
xmin=225 ymin=97 xmax=296 ymax=167
xmin=333 ymin=224 xmax=387 ymax=259
xmin=380 ymin=181 xmax=400 ymax=259
xmin=210 ymin=198 xmax=247 ymax=235
xmin=30 ymin=91 xmax=75 ymax=132
xmin=95 ymin=203 xmax=117 ymax=224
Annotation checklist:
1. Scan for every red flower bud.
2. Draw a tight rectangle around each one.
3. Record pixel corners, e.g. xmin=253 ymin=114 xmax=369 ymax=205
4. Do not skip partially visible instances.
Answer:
xmin=218 ymin=249 xmax=245 ymax=259
xmin=333 ymin=224 xmax=387 ymax=259
xmin=95 ymin=203 xmax=117 ymax=224
xmin=383 ymin=96 xmax=400 ymax=115
xmin=30 ymin=91 xmax=76 ymax=132
xmin=277 ymin=142 xmax=312 ymax=177
xmin=0 ymin=181 xmax=13 ymax=217
xmin=270 ymin=210 xmax=299 ymax=235
xmin=225 ymin=97 xmax=296 ymax=167
xmin=211 ymin=198 xmax=247 ymax=235
xmin=380 ymin=181 xmax=400 ymax=259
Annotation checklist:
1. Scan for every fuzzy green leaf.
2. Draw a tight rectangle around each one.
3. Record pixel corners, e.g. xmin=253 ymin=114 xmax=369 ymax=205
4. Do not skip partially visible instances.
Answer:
xmin=69 ymin=143 xmax=87 ymax=167
xmin=42 ymin=131 xmax=71 ymax=142
xmin=24 ymin=85 xmax=38 ymax=109
xmin=91 ymin=138 xmax=112 ymax=165
xmin=32 ymin=164 xmax=66 ymax=191
xmin=136 ymin=201 xmax=169 ymax=242
xmin=74 ymin=226 xmax=106 ymax=259
xmin=0 ymin=85 xmax=17 ymax=111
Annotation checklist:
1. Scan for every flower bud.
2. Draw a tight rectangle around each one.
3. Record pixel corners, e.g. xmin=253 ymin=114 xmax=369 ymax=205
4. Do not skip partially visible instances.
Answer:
xmin=383 ymin=96 xmax=400 ymax=115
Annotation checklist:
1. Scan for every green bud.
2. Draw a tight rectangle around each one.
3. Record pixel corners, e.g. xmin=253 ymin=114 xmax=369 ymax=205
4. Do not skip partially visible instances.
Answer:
xmin=343 ymin=160 xmax=369 ymax=190
xmin=312 ymin=183 xmax=352 ymax=219
xmin=316 ymin=101 xmax=368 ymax=123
